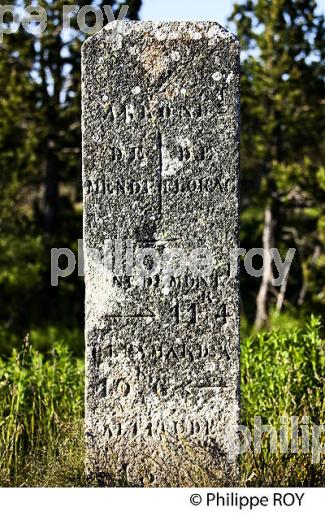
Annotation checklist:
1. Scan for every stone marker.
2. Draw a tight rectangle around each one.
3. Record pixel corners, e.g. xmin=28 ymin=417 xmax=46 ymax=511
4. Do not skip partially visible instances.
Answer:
xmin=82 ymin=21 xmax=240 ymax=486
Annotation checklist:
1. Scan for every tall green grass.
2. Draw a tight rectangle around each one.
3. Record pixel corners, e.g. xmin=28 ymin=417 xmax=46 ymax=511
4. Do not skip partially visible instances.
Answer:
xmin=0 ymin=337 xmax=84 ymax=486
xmin=241 ymin=315 xmax=325 ymax=486
xmin=0 ymin=317 xmax=323 ymax=486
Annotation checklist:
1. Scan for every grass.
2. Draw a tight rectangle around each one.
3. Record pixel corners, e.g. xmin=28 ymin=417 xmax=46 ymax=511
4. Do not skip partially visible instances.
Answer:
xmin=0 ymin=338 xmax=85 ymax=486
xmin=241 ymin=314 xmax=324 ymax=486
xmin=0 ymin=317 xmax=324 ymax=487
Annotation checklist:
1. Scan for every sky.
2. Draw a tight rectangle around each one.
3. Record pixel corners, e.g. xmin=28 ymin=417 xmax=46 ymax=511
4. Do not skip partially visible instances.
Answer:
xmin=140 ymin=0 xmax=325 ymax=29
xmin=140 ymin=0 xmax=235 ymax=28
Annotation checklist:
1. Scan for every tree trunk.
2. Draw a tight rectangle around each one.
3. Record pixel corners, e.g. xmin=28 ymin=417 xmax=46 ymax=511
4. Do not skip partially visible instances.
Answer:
xmin=276 ymin=261 xmax=290 ymax=312
xmin=298 ymin=245 xmax=321 ymax=306
xmin=255 ymin=205 xmax=274 ymax=329
xmin=44 ymin=136 xmax=59 ymax=233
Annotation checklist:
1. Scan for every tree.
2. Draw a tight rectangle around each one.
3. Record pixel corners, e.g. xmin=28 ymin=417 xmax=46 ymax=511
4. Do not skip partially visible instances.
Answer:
xmin=0 ymin=1 xmax=142 ymax=353
xmin=230 ymin=0 xmax=325 ymax=328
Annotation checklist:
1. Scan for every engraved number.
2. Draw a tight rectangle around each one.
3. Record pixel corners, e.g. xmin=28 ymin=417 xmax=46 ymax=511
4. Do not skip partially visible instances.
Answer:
xmin=170 ymin=301 xmax=198 ymax=325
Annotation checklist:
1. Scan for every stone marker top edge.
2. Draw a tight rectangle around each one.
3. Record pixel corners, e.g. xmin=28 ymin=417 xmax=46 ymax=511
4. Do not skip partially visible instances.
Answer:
xmin=81 ymin=20 xmax=240 ymax=53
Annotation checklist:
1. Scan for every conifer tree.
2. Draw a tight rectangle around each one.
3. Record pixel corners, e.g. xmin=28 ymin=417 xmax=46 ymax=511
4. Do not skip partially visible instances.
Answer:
xmin=231 ymin=0 xmax=325 ymax=327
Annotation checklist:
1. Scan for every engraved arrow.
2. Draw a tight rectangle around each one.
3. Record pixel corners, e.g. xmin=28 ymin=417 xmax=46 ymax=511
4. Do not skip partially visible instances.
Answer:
xmin=174 ymin=381 xmax=226 ymax=395
xmin=137 ymin=238 xmax=180 ymax=244
xmin=106 ymin=304 xmax=156 ymax=319
xmin=106 ymin=312 xmax=156 ymax=318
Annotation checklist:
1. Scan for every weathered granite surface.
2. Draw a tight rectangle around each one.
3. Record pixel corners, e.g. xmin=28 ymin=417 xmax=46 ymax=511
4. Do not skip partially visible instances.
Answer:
xmin=82 ymin=21 xmax=240 ymax=486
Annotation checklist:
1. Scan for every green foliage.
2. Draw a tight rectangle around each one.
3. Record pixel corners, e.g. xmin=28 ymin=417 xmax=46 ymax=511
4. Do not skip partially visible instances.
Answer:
xmin=241 ymin=315 xmax=325 ymax=485
xmin=231 ymin=0 xmax=325 ymax=326
xmin=0 ymin=336 xmax=84 ymax=486
xmin=0 ymin=2 xmax=142 ymax=356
